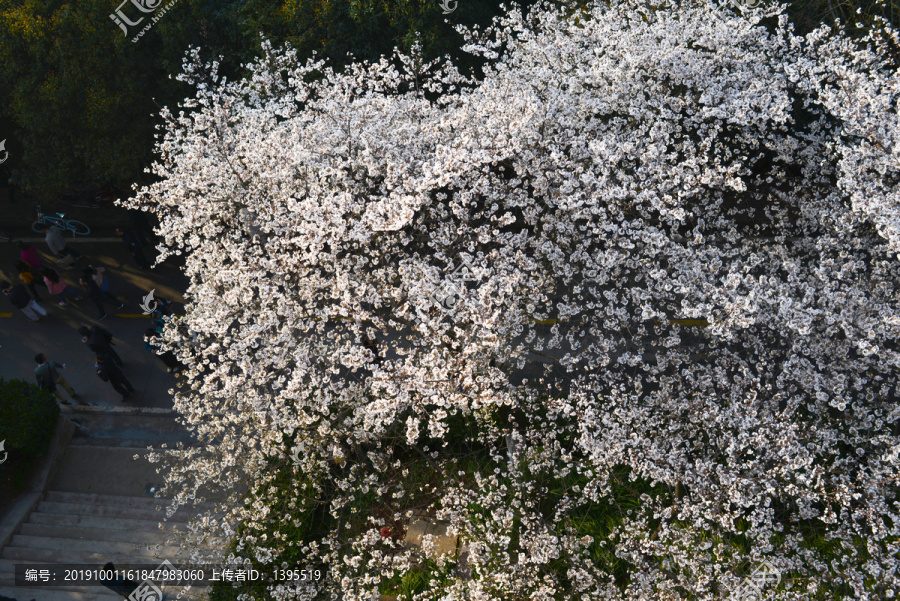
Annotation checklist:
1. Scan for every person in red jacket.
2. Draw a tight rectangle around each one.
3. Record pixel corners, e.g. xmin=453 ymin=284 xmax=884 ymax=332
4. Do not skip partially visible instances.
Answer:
xmin=16 ymin=240 xmax=43 ymax=271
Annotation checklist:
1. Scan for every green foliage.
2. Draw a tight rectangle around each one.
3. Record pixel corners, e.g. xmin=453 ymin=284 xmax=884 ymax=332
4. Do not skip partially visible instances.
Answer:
xmin=209 ymin=462 xmax=330 ymax=601
xmin=379 ymin=559 xmax=450 ymax=598
xmin=0 ymin=0 xmax=528 ymax=198
xmin=0 ymin=0 xmax=229 ymax=194
xmin=235 ymin=0 xmax=525 ymax=71
xmin=0 ymin=377 xmax=59 ymax=457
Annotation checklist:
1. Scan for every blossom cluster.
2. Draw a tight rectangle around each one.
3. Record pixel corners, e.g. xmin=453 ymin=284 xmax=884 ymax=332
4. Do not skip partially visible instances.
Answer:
xmin=128 ymin=0 xmax=900 ymax=598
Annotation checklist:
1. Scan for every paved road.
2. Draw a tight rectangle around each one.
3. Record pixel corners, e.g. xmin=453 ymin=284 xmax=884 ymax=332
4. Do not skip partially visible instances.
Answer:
xmin=0 ymin=239 xmax=190 ymax=410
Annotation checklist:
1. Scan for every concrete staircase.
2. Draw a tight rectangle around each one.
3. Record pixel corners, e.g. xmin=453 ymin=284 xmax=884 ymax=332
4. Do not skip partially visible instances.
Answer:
xmin=0 ymin=409 xmax=223 ymax=601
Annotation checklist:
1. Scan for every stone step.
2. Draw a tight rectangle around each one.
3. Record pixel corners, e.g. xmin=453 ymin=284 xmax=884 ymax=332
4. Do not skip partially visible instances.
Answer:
xmin=64 ymin=410 xmax=192 ymax=439
xmin=0 ymin=546 xmax=150 ymax=567
xmin=33 ymin=501 xmax=194 ymax=524
xmin=17 ymin=523 xmax=183 ymax=546
xmin=2 ymin=584 xmax=206 ymax=601
xmin=42 ymin=491 xmax=212 ymax=514
xmin=0 ymin=584 xmax=125 ymax=601
xmin=45 ymin=446 xmax=168 ymax=499
xmin=11 ymin=525 xmax=223 ymax=555
xmin=27 ymin=512 xmax=188 ymax=533
xmin=7 ymin=535 xmax=183 ymax=560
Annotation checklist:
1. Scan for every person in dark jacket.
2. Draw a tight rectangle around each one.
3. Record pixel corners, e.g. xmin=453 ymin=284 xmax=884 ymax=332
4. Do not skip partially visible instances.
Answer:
xmin=78 ymin=325 xmax=123 ymax=365
xmin=144 ymin=327 xmax=183 ymax=373
xmin=79 ymin=275 xmax=124 ymax=320
xmin=82 ymin=265 xmax=122 ymax=302
xmin=115 ymin=227 xmax=152 ymax=270
xmin=150 ymin=295 xmax=175 ymax=329
xmin=94 ymin=354 xmax=135 ymax=401
xmin=0 ymin=280 xmax=47 ymax=321
xmin=130 ymin=210 xmax=156 ymax=247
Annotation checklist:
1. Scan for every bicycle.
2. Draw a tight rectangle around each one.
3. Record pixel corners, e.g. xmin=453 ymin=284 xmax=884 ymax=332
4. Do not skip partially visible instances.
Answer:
xmin=31 ymin=205 xmax=90 ymax=236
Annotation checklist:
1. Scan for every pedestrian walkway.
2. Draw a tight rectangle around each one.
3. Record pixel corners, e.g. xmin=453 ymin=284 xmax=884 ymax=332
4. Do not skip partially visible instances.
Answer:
xmin=0 ymin=241 xmax=189 ymax=410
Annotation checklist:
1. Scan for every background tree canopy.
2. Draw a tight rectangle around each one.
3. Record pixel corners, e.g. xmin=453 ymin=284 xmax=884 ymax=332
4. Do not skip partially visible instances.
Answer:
xmin=0 ymin=0 xmax=896 ymax=196
xmin=0 ymin=0 xmax=532 ymax=197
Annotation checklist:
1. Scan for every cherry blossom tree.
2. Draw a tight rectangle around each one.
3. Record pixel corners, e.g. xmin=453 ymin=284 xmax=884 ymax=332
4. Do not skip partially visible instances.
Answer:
xmin=130 ymin=0 xmax=900 ymax=599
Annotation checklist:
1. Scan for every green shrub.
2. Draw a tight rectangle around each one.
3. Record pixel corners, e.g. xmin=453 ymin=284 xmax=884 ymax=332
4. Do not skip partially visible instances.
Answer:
xmin=0 ymin=378 xmax=59 ymax=458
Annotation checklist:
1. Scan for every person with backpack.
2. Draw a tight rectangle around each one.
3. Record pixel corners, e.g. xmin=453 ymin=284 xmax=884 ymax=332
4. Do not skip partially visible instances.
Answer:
xmin=33 ymin=353 xmax=86 ymax=405
xmin=15 ymin=260 xmax=42 ymax=301
xmin=41 ymin=267 xmax=83 ymax=306
xmin=94 ymin=354 xmax=135 ymax=402
xmin=78 ymin=325 xmax=123 ymax=366
xmin=79 ymin=274 xmax=124 ymax=320
xmin=82 ymin=265 xmax=121 ymax=299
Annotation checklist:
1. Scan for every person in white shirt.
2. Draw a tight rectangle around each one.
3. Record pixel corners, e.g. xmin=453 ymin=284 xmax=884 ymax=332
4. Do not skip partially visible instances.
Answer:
xmin=41 ymin=224 xmax=81 ymax=261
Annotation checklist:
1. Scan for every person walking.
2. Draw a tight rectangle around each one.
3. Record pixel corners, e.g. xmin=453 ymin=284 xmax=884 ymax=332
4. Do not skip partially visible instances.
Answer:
xmin=16 ymin=240 xmax=43 ymax=271
xmin=79 ymin=274 xmax=123 ymax=320
xmin=115 ymin=227 xmax=151 ymax=270
xmin=78 ymin=325 xmax=123 ymax=366
xmin=81 ymin=266 xmax=123 ymax=305
xmin=144 ymin=327 xmax=183 ymax=373
xmin=15 ymin=260 xmax=43 ymax=301
xmin=42 ymin=224 xmax=81 ymax=262
xmin=130 ymin=210 xmax=156 ymax=247
xmin=41 ymin=267 xmax=83 ymax=306
xmin=94 ymin=354 xmax=134 ymax=402
xmin=1 ymin=280 xmax=47 ymax=321
xmin=150 ymin=295 xmax=175 ymax=329
xmin=34 ymin=353 xmax=86 ymax=405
